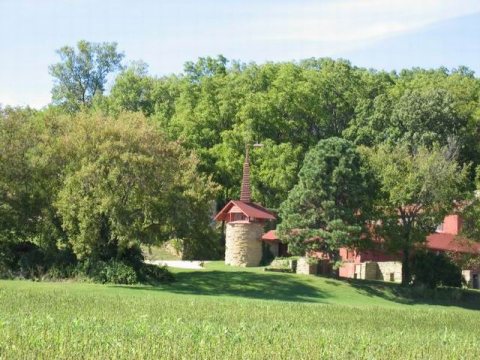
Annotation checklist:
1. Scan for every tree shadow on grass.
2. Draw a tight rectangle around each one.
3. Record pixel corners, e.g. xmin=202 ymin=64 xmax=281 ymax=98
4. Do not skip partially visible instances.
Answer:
xmin=117 ymin=270 xmax=328 ymax=303
xmin=344 ymin=278 xmax=480 ymax=311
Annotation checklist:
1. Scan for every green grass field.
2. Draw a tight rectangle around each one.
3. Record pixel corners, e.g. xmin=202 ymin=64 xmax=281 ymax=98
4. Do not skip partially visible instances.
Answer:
xmin=1 ymin=262 xmax=480 ymax=359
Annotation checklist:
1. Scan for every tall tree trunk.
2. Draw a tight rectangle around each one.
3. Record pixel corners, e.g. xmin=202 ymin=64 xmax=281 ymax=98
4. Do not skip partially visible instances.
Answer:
xmin=401 ymin=247 xmax=411 ymax=286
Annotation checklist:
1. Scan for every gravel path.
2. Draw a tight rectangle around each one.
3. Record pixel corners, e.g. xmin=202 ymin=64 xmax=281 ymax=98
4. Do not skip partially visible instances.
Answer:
xmin=145 ymin=260 xmax=206 ymax=269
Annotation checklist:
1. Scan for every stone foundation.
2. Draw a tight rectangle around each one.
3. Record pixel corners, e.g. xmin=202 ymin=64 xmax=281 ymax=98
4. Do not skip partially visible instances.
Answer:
xmin=354 ymin=261 xmax=402 ymax=283
xmin=296 ymin=257 xmax=318 ymax=275
xmin=225 ymin=222 xmax=264 ymax=267
xmin=377 ymin=261 xmax=402 ymax=283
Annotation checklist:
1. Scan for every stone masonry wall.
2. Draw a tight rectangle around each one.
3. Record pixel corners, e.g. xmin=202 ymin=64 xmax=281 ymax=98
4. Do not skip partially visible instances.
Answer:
xmin=377 ymin=261 xmax=402 ymax=283
xmin=363 ymin=262 xmax=379 ymax=280
xmin=296 ymin=257 xmax=318 ymax=275
xmin=356 ymin=261 xmax=402 ymax=283
xmin=225 ymin=222 xmax=264 ymax=267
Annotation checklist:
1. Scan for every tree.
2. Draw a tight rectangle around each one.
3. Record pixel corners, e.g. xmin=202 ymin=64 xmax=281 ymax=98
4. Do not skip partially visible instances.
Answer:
xmin=411 ymin=251 xmax=463 ymax=288
xmin=346 ymin=88 xmax=466 ymax=149
xmin=0 ymin=106 xmax=73 ymax=267
xmin=365 ymin=144 xmax=469 ymax=285
xmin=49 ymin=40 xmax=124 ymax=111
xmin=458 ymin=166 xmax=480 ymax=241
xmin=278 ymin=138 xmax=376 ymax=263
xmin=109 ymin=61 xmax=155 ymax=116
xmin=0 ymin=107 xmax=40 ymax=241
xmin=55 ymin=112 xmax=218 ymax=260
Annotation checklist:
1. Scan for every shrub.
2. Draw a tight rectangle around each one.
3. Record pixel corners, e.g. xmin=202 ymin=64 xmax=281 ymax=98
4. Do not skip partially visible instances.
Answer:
xmin=86 ymin=260 xmax=138 ymax=285
xmin=260 ymin=242 xmax=275 ymax=266
xmin=117 ymin=245 xmax=144 ymax=269
xmin=138 ymin=263 xmax=174 ymax=284
xmin=0 ymin=241 xmax=46 ymax=279
xmin=411 ymin=251 xmax=463 ymax=288
xmin=41 ymin=265 xmax=77 ymax=281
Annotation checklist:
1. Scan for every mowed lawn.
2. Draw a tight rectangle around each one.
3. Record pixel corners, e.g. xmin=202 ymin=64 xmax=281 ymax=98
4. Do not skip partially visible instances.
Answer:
xmin=1 ymin=262 xmax=480 ymax=359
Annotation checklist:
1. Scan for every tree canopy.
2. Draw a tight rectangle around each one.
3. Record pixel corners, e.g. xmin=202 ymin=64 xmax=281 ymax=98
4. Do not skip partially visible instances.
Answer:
xmin=278 ymin=138 xmax=376 ymax=263
xmin=3 ymin=43 xmax=480 ymax=283
xmin=49 ymin=40 xmax=124 ymax=111
xmin=364 ymin=144 xmax=469 ymax=284
xmin=0 ymin=107 xmax=217 ymax=281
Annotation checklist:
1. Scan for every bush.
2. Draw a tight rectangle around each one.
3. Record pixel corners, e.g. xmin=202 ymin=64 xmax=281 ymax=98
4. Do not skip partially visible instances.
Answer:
xmin=41 ymin=265 xmax=77 ymax=281
xmin=117 ymin=245 xmax=145 ymax=269
xmin=138 ymin=263 xmax=174 ymax=284
xmin=411 ymin=251 xmax=463 ymax=288
xmin=84 ymin=260 xmax=138 ymax=285
xmin=260 ymin=242 xmax=275 ymax=266
xmin=79 ymin=259 xmax=174 ymax=285
xmin=0 ymin=240 xmax=173 ymax=285
xmin=0 ymin=241 xmax=46 ymax=279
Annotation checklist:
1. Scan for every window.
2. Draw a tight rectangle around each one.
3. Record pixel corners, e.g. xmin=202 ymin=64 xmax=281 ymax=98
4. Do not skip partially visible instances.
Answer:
xmin=390 ymin=273 xmax=395 ymax=282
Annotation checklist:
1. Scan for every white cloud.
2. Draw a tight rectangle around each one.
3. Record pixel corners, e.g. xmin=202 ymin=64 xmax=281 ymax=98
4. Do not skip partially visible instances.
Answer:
xmin=248 ymin=0 xmax=480 ymax=53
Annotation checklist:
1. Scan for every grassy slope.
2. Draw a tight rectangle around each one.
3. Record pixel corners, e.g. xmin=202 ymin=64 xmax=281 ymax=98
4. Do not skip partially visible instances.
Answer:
xmin=1 ymin=262 xmax=480 ymax=359
xmin=141 ymin=244 xmax=181 ymax=261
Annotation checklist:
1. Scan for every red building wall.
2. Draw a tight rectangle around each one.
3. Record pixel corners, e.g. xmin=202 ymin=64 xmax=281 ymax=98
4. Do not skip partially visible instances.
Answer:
xmin=440 ymin=214 xmax=462 ymax=235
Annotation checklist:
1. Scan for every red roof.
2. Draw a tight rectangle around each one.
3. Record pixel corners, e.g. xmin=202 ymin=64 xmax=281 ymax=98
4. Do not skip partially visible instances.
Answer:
xmin=214 ymin=200 xmax=276 ymax=222
xmin=261 ymin=229 xmax=480 ymax=255
xmin=426 ymin=233 xmax=480 ymax=254
xmin=262 ymin=230 xmax=279 ymax=241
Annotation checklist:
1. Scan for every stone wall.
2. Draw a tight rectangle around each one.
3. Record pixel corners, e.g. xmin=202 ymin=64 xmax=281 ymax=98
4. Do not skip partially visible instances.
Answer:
xmin=354 ymin=261 xmax=402 ymax=283
xmin=354 ymin=261 xmax=377 ymax=280
xmin=377 ymin=261 xmax=402 ymax=283
xmin=296 ymin=257 xmax=318 ymax=275
xmin=225 ymin=222 xmax=264 ymax=267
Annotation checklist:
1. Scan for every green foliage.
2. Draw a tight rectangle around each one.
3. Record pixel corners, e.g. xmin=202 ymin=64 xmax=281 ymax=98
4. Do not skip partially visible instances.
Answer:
xmin=102 ymin=57 xmax=480 ymax=214
xmin=365 ymin=144 xmax=469 ymax=284
xmin=137 ymin=263 xmax=174 ymax=284
xmin=459 ymin=167 xmax=480 ymax=240
xmin=411 ymin=251 xmax=463 ymax=288
xmin=49 ymin=40 xmax=124 ymax=111
xmin=278 ymin=137 xmax=376 ymax=259
xmin=0 ymin=106 xmax=217 ymax=281
xmin=0 ymin=241 xmax=45 ymax=279
xmin=5 ymin=51 xmax=480 ymax=285
xmin=52 ymin=112 xmax=218 ymax=261
xmin=109 ymin=61 xmax=155 ymax=116
xmin=87 ymin=260 xmax=138 ymax=285
xmin=347 ymin=88 xmax=466 ymax=149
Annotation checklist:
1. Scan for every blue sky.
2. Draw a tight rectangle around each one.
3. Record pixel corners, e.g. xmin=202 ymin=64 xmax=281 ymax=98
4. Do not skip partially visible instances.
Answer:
xmin=1 ymin=0 xmax=479 ymax=108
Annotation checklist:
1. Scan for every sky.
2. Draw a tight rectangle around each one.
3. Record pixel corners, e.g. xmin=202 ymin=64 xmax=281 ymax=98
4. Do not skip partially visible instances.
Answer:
xmin=1 ymin=0 xmax=479 ymax=108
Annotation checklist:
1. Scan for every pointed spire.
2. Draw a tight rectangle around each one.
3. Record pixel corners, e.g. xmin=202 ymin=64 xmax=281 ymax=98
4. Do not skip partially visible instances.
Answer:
xmin=240 ymin=146 xmax=251 ymax=203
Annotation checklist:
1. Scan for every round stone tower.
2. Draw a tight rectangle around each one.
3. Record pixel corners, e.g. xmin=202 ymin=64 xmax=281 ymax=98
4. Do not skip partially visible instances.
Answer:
xmin=225 ymin=221 xmax=264 ymax=267
xmin=214 ymin=146 xmax=276 ymax=267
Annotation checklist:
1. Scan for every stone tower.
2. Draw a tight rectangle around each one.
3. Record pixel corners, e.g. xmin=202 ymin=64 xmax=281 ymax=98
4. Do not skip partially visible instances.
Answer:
xmin=214 ymin=147 xmax=276 ymax=267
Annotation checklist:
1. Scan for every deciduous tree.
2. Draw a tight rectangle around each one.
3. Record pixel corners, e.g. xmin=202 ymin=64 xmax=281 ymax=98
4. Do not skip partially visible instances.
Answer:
xmin=49 ymin=40 xmax=124 ymax=111
xmin=365 ymin=144 xmax=469 ymax=284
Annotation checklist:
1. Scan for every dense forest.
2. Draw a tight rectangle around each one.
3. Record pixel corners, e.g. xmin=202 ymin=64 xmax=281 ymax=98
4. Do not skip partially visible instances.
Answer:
xmin=1 ymin=41 xmax=480 ymax=284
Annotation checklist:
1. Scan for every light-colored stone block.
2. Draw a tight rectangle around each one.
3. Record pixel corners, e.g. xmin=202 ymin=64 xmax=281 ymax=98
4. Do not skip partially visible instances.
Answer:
xmin=377 ymin=261 xmax=402 ymax=283
xmin=296 ymin=257 xmax=317 ymax=275
xmin=225 ymin=222 xmax=264 ymax=267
